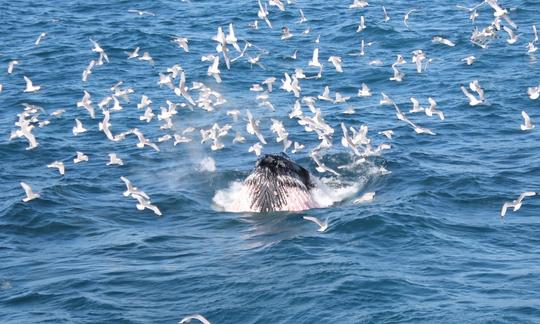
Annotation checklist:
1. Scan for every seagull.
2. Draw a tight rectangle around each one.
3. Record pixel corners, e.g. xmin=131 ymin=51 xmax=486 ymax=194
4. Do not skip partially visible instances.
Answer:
xmin=292 ymin=141 xmax=305 ymax=153
xmin=309 ymin=48 xmax=322 ymax=68
xmin=432 ymin=36 xmax=455 ymax=46
xmin=303 ymin=216 xmax=328 ymax=232
xmin=82 ymin=60 xmax=96 ymax=82
xmin=90 ymin=39 xmax=109 ymax=63
xmin=356 ymin=16 xmax=366 ymax=33
xmin=232 ymin=132 xmax=246 ymax=144
xmin=133 ymin=194 xmax=162 ymax=216
xmin=20 ymin=182 xmax=40 ymax=202
xmin=462 ymin=55 xmax=476 ymax=65
xmin=520 ymin=111 xmax=535 ymax=131
xmin=281 ymin=26 xmax=293 ymax=40
xmin=318 ymin=86 xmax=332 ymax=101
xmin=225 ymin=24 xmax=241 ymax=52
xmin=469 ymin=80 xmax=485 ymax=100
xmin=7 ymin=60 xmax=19 ymax=74
xmin=120 ymin=176 xmax=150 ymax=200
xmin=47 ymin=161 xmax=65 ymax=175
xmin=425 ymin=97 xmax=444 ymax=120
xmin=126 ymin=47 xmax=140 ymax=59
xmin=246 ymin=110 xmax=267 ymax=144
xmin=328 ymin=56 xmax=343 ymax=72
xmin=35 ymin=32 xmax=47 ymax=46
xmin=139 ymin=52 xmax=154 ymax=65
xmin=349 ymin=0 xmax=368 ymax=9
xmin=461 ymin=86 xmax=484 ymax=106
xmin=501 ymin=192 xmax=536 ymax=218
xmin=382 ymin=6 xmax=390 ymax=22
xmin=172 ymin=37 xmax=189 ymax=52
xmin=178 ymin=314 xmax=211 ymax=324
xmin=352 ymin=192 xmax=375 ymax=204
xmin=249 ymin=142 xmax=263 ymax=156
xmin=23 ymin=76 xmax=41 ymax=92
xmin=357 ymin=83 xmax=372 ymax=97
xmin=72 ymin=119 xmax=87 ymax=135
xmin=131 ymin=128 xmax=160 ymax=151
xmin=378 ymin=130 xmax=394 ymax=139
xmin=409 ymin=97 xmax=424 ymax=113
xmin=297 ymin=9 xmax=307 ymax=23
xmin=74 ymin=151 xmax=89 ymax=164
xmin=128 ymin=9 xmax=156 ymax=16
xmin=257 ymin=0 xmax=272 ymax=28
xmin=77 ymin=90 xmax=95 ymax=118
xmin=528 ymin=85 xmax=540 ymax=100
xmin=404 ymin=9 xmax=416 ymax=29
xmin=503 ymin=26 xmax=518 ymax=44
xmin=107 ymin=153 xmax=123 ymax=166
xmin=310 ymin=151 xmax=339 ymax=176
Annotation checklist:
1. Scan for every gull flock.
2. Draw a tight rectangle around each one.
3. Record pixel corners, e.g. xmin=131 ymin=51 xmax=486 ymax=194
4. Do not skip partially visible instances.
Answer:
xmin=4 ymin=0 xmax=539 ymax=321
xmin=6 ymin=1 xmax=538 ymax=248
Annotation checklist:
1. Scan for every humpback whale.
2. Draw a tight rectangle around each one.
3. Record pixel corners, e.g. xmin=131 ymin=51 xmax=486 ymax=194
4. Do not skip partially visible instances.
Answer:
xmin=236 ymin=153 xmax=320 ymax=212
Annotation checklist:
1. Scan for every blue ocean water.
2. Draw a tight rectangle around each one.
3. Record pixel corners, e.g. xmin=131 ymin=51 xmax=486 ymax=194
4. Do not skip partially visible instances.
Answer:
xmin=1 ymin=0 xmax=540 ymax=322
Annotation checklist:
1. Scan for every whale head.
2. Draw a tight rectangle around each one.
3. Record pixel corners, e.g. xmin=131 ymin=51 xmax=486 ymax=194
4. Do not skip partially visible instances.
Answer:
xmin=244 ymin=153 xmax=318 ymax=212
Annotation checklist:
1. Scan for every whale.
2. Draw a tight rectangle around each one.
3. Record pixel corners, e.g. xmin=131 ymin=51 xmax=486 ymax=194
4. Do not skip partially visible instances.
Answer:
xmin=231 ymin=153 xmax=321 ymax=212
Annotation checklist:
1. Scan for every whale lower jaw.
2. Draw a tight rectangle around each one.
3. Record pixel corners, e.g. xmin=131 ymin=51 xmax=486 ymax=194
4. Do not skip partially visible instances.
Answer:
xmin=241 ymin=172 xmax=319 ymax=213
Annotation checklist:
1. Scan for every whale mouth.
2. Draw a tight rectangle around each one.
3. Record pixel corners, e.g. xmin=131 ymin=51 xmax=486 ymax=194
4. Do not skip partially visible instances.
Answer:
xmin=244 ymin=153 xmax=316 ymax=212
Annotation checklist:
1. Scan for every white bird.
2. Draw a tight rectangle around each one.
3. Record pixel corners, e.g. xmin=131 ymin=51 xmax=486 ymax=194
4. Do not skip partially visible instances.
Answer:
xmin=303 ymin=216 xmax=328 ymax=232
xmin=349 ymin=0 xmax=369 ymax=9
xmin=328 ymin=56 xmax=343 ymax=72
xmin=292 ymin=141 xmax=305 ymax=153
xmin=72 ymin=119 xmax=87 ymax=135
xmin=310 ymin=151 xmax=339 ymax=176
xmin=172 ymin=37 xmax=189 ymax=52
xmin=249 ymin=142 xmax=263 ymax=156
xmin=139 ymin=52 xmax=154 ymax=65
xmin=297 ymin=9 xmax=307 ymax=23
xmin=133 ymin=194 xmax=162 ymax=216
xmin=233 ymin=132 xmax=246 ymax=144
xmin=462 ymin=55 xmax=476 ymax=65
xmin=74 ymin=151 xmax=89 ymax=164
xmin=107 ymin=153 xmax=123 ymax=166
xmin=520 ymin=111 xmax=535 ymax=131
xmin=90 ymin=39 xmax=109 ymax=63
xmin=352 ymin=192 xmax=375 ymax=204
xmin=125 ymin=46 xmax=140 ymax=59
xmin=404 ymin=9 xmax=416 ymax=29
xmin=382 ymin=6 xmax=390 ymax=22
xmin=432 ymin=36 xmax=455 ymax=47
xmin=128 ymin=9 xmax=155 ymax=16
xmin=356 ymin=16 xmax=366 ymax=33
xmin=246 ymin=110 xmax=267 ymax=144
xmin=461 ymin=86 xmax=484 ymax=106
xmin=7 ymin=60 xmax=19 ymax=74
xmin=503 ymin=26 xmax=518 ymax=44
xmin=120 ymin=176 xmax=150 ymax=200
xmin=257 ymin=0 xmax=272 ymax=28
xmin=20 ymin=182 xmax=40 ymax=202
xmin=528 ymin=85 xmax=540 ymax=100
xmin=357 ymin=83 xmax=372 ymax=97
xmin=309 ymin=48 xmax=322 ymax=68
xmin=469 ymin=80 xmax=485 ymax=100
xmin=501 ymin=192 xmax=536 ymax=217
xmin=47 ymin=161 xmax=65 ymax=175
xmin=77 ymin=90 xmax=95 ymax=118
xmin=35 ymin=32 xmax=47 ymax=46
xmin=281 ymin=26 xmax=293 ymax=40
xmin=318 ymin=86 xmax=332 ymax=101
xmin=425 ymin=97 xmax=445 ymax=120
xmin=132 ymin=128 xmax=160 ymax=151
xmin=178 ymin=314 xmax=211 ymax=324
xmin=140 ymin=107 xmax=154 ymax=123
xmin=23 ymin=76 xmax=41 ymax=92
xmin=409 ymin=97 xmax=424 ymax=113
xmin=378 ymin=130 xmax=394 ymax=139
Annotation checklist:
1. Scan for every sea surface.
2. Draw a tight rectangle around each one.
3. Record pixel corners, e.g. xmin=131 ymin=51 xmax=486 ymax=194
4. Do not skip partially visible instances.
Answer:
xmin=1 ymin=0 xmax=540 ymax=323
